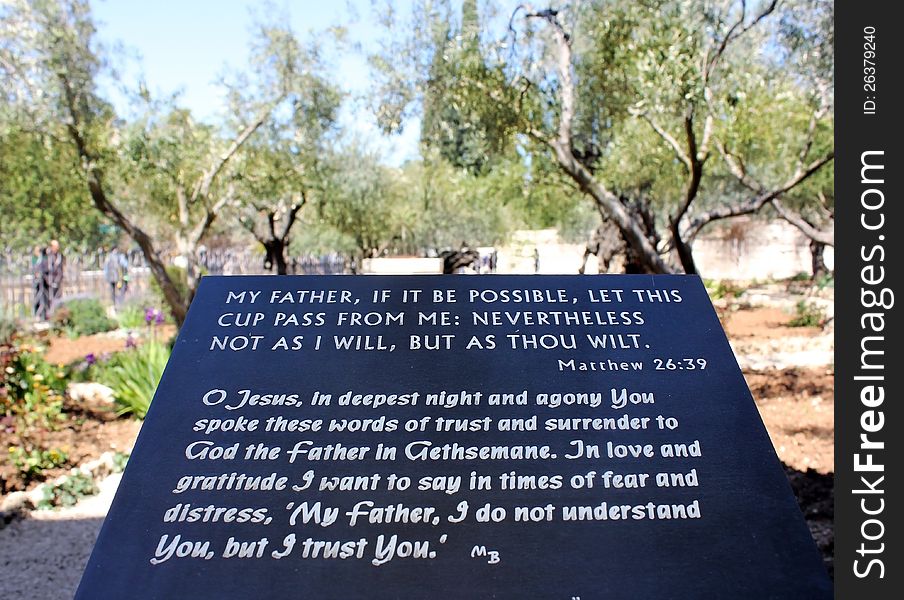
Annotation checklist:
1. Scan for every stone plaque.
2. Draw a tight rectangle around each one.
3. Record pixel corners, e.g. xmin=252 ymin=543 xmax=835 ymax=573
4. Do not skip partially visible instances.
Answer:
xmin=76 ymin=275 xmax=831 ymax=598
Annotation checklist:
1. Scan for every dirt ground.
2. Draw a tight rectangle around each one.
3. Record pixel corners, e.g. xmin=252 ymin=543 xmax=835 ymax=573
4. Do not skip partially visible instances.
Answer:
xmin=42 ymin=325 xmax=176 ymax=365
xmin=723 ymin=307 xmax=834 ymax=577
xmin=1 ymin=326 xmax=174 ymax=494
xmin=722 ymin=306 xmax=825 ymax=340
xmin=0 ymin=393 xmax=141 ymax=495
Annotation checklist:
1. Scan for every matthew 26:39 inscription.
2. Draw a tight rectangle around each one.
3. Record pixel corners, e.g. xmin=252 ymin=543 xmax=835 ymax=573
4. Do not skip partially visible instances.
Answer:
xmin=76 ymin=275 xmax=831 ymax=599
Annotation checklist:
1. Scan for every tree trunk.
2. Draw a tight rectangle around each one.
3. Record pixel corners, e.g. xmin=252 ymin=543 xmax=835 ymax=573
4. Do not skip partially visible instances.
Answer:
xmin=264 ymin=239 xmax=289 ymax=275
xmin=259 ymin=239 xmax=289 ymax=275
xmin=553 ymin=145 xmax=671 ymax=274
xmin=810 ymin=240 xmax=828 ymax=279
xmin=671 ymin=221 xmax=698 ymax=275
xmin=85 ymin=173 xmax=189 ymax=325
xmin=64 ymin=96 xmax=190 ymax=325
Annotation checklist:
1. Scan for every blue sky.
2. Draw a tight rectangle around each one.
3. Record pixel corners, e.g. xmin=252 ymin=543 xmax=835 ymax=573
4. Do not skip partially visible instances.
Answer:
xmin=92 ymin=0 xmax=420 ymax=165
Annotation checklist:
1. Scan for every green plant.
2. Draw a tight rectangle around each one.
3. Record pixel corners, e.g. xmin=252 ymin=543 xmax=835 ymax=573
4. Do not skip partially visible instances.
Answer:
xmin=788 ymin=301 xmax=828 ymax=328
xmin=815 ymin=273 xmax=835 ymax=289
xmin=1 ymin=339 xmax=68 ymax=429
xmin=0 ymin=306 xmax=19 ymax=345
xmin=52 ymin=298 xmax=117 ymax=338
xmin=112 ymin=451 xmax=130 ymax=472
xmin=36 ymin=471 xmax=99 ymax=509
xmin=149 ymin=265 xmax=195 ymax=323
xmin=97 ymin=341 xmax=169 ymax=418
xmin=9 ymin=446 xmax=69 ymax=479
xmin=704 ymin=279 xmax=744 ymax=300
xmin=115 ymin=304 xmax=146 ymax=329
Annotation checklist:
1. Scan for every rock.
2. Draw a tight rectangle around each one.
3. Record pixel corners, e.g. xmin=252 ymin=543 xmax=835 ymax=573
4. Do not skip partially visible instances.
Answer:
xmin=1 ymin=491 xmax=32 ymax=512
xmin=0 ymin=491 xmax=33 ymax=527
xmin=80 ymin=452 xmax=117 ymax=479
xmin=68 ymin=382 xmax=115 ymax=404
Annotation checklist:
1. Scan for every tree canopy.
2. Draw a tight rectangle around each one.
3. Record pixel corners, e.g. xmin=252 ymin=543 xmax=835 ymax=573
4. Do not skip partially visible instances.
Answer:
xmin=0 ymin=0 xmax=834 ymax=317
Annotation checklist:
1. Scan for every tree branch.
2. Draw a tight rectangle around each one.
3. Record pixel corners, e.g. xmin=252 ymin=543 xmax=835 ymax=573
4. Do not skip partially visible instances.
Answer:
xmin=518 ymin=4 xmax=670 ymax=273
xmin=56 ymin=69 xmax=186 ymax=322
xmin=637 ymin=111 xmax=692 ymax=172
xmin=176 ymin=186 xmax=189 ymax=228
xmin=189 ymin=185 xmax=235 ymax=246
xmin=279 ymin=191 xmax=306 ymax=241
xmin=521 ymin=7 xmax=574 ymax=151
xmin=189 ymin=101 xmax=282 ymax=204
xmin=796 ymin=102 xmax=828 ymax=170
xmin=706 ymin=0 xmax=778 ymax=79
xmin=772 ymin=199 xmax=834 ymax=246
xmin=239 ymin=216 xmax=268 ymax=245
xmin=685 ymin=151 xmax=835 ymax=240
xmin=715 ymin=138 xmax=764 ymax=192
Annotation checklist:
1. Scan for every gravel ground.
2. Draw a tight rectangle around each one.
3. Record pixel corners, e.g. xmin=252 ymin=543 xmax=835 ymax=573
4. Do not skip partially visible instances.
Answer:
xmin=0 ymin=474 xmax=121 ymax=600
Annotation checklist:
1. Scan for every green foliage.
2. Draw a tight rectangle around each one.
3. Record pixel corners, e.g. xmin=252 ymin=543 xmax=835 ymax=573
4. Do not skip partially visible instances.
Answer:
xmin=301 ymin=143 xmax=597 ymax=259
xmin=788 ymin=301 xmax=827 ymax=328
xmin=115 ymin=294 xmax=167 ymax=330
xmin=1 ymin=339 xmax=68 ymax=430
xmin=315 ymin=144 xmax=408 ymax=260
xmin=9 ymin=446 xmax=69 ymax=480
xmin=370 ymin=0 xmax=834 ymax=272
xmin=52 ymin=298 xmax=117 ymax=338
xmin=116 ymin=303 xmax=147 ymax=330
xmin=95 ymin=341 xmax=169 ymax=418
xmin=0 ymin=306 xmax=19 ymax=346
xmin=418 ymin=0 xmax=520 ymax=174
xmin=704 ymin=279 xmax=744 ymax=300
xmin=815 ymin=273 xmax=834 ymax=289
xmin=0 ymin=0 xmax=834 ymax=279
xmin=0 ymin=125 xmax=116 ymax=253
xmin=149 ymin=265 xmax=190 ymax=321
xmin=37 ymin=471 xmax=99 ymax=510
xmin=112 ymin=451 xmax=130 ymax=473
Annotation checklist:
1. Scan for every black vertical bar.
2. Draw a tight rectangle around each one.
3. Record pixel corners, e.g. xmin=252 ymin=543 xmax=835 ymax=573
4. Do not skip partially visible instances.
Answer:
xmin=835 ymin=3 xmax=901 ymax=598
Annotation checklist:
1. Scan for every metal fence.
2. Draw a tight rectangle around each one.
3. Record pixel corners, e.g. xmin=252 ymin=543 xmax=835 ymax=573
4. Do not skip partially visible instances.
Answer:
xmin=1 ymin=248 xmax=349 ymax=320
xmin=196 ymin=248 xmax=348 ymax=276
xmin=1 ymin=249 xmax=153 ymax=319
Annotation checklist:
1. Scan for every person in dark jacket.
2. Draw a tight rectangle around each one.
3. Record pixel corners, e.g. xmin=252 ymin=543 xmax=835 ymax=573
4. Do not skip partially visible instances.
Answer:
xmin=31 ymin=245 xmax=50 ymax=320
xmin=46 ymin=239 xmax=65 ymax=314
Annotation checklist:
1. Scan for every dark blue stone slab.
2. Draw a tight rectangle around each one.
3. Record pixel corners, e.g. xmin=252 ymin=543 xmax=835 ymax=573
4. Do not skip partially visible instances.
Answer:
xmin=76 ymin=275 xmax=831 ymax=599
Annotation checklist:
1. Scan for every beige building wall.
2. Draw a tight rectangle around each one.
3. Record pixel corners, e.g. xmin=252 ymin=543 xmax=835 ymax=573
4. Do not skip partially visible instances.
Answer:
xmin=495 ymin=220 xmax=832 ymax=279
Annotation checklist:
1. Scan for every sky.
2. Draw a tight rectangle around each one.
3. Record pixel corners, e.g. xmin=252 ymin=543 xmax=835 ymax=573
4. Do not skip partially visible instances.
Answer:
xmin=91 ymin=0 xmax=421 ymax=166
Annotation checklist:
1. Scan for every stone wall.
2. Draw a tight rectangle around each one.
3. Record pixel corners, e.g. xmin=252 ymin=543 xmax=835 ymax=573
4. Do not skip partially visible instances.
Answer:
xmin=496 ymin=220 xmax=833 ymax=278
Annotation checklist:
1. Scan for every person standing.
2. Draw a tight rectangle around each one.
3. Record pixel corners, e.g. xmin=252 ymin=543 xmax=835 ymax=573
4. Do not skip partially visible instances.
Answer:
xmin=31 ymin=245 xmax=49 ymax=320
xmin=119 ymin=250 xmax=130 ymax=297
xmin=103 ymin=248 xmax=122 ymax=305
xmin=46 ymin=239 xmax=65 ymax=314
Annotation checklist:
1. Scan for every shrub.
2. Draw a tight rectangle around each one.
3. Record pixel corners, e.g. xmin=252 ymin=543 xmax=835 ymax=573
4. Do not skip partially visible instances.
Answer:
xmin=52 ymin=298 xmax=117 ymax=338
xmin=9 ymin=446 xmax=68 ymax=480
xmin=703 ymin=279 xmax=744 ymax=300
xmin=815 ymin=273 xmax=834 ymax=289
xmin=37 ymin=471 xmax=99 ymax=509
xmin=0 ymin=306 xmax=19 ymax=345
xmin=788 ymin=301 xmax=828 ymax=328
xmin=1 ymin=339 xmax=67 ymax=429
xmin=116 ymin=293 xmax=169 ymax=330
xmin=112 ymin=451 xmax=130 ymax=473
xmin=149 ymin=264 xmax=199 ymax=323
xmin=116 ymin=303 xmax=146 ymax=330
xmin=96 ymin=341 xmax=170 ymax=418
